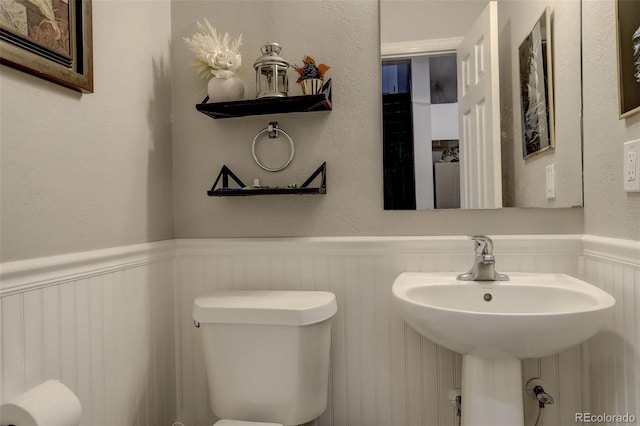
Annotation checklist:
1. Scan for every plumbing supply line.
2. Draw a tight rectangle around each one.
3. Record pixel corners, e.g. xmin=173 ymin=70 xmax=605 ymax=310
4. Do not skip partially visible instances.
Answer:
xmin=534 ymin=404 xmax=545 ymax=426
xmin=531 ymin=383 xmax=554 ymax=426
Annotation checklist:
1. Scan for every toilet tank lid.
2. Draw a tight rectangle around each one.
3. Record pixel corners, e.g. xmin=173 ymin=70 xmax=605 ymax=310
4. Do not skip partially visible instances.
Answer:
xmin=193 ymin=291 xmax=337 ymax=326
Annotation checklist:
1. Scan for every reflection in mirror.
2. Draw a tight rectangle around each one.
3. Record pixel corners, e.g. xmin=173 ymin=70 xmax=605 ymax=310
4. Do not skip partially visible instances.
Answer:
xmin=381 ymin=0 xmax=583 ymax=210
xmin=383 ymin=55 xmax=460 ymax=209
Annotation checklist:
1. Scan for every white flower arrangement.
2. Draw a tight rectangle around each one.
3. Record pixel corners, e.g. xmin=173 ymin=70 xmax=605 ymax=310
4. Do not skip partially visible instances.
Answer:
xmin=183 ymin=19 xmax=242 ymax=79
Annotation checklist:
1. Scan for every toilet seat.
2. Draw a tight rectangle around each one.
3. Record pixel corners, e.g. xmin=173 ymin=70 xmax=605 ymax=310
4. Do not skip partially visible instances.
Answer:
xmin=213 ymin=420 xmax=283 ymax=426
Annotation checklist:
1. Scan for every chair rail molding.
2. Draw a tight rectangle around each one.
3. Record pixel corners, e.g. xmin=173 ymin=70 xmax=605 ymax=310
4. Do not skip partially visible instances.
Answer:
xmin=0 ymin=240 xmax=176 ymax=296
xmin=581 ymin=234 xmax=640 ymax=267
xmin=174 ymin=234 xmax=583 ymax=258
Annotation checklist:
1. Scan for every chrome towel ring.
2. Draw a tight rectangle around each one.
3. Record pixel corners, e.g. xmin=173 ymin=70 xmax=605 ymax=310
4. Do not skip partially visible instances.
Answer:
xmin=252 ymin=122 xmax=295 ymax=172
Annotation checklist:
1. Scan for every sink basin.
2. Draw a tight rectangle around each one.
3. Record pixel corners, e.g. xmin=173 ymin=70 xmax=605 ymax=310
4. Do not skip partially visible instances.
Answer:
xmin=392 ymin=272 xmax=615 ymax=359
xmin=392 ymin=272 xmax=616 ymax=426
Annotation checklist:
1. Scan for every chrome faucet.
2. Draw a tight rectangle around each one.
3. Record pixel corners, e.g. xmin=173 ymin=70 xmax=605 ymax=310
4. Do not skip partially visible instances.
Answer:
xmin=457 ymin=235 xmax=509 ymax=281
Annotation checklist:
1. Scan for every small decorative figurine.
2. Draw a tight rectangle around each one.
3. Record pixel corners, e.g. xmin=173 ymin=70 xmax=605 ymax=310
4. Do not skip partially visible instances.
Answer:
xmin=294 ymin=56 xmax=330 ymax=95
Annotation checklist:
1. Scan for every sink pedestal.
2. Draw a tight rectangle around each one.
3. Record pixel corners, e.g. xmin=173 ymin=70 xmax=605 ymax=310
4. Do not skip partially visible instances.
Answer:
xmin=461 ymin=355 xmax=523 ymax=426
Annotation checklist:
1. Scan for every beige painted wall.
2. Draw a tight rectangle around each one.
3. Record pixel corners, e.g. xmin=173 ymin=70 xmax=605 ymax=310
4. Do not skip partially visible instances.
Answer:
xmin=172 ymin=0 xmax=582 ymax=239
xmin=0 ymin=0 xmax=175 ymax=261
xmin=582 ymin=0 xmax=640 ymax=240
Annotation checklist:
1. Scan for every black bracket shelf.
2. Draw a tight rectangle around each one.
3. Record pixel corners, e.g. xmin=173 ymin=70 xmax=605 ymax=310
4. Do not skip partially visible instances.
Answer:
xmin=196 ymin=79 xmax=332 ymax=119
xmin=208 ymin=162 xmax=327 ymax=197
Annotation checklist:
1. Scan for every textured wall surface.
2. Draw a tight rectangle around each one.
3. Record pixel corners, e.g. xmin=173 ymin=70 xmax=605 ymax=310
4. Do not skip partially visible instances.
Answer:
xmin=171 ymin=0 xmax=583 ymax=239
xmin=582 ymin=0 xmax=640 ymax=240
xmin=380 ymin=1 xmax=485 ymax=44
xmin=0 ymin=0 xmax=175 ymax=261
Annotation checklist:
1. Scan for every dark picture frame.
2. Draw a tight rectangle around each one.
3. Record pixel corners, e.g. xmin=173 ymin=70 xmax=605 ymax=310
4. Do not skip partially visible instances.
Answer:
xmin=0 ymin=0 xmax=93 ymax=93
xmin=518 ymin=6 xmax=555 ymax=159
xmin=616 ymin=0 xmax=640 ymax=118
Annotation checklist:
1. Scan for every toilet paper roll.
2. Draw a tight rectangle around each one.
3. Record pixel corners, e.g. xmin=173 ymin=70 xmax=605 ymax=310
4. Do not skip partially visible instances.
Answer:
xmin=0 ymin=380 xmax=81 ymax=426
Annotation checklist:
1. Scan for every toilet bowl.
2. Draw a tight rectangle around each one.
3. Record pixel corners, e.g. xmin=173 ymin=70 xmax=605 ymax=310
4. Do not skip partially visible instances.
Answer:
xmin=193 ymin=290 xmax=337 ymax=426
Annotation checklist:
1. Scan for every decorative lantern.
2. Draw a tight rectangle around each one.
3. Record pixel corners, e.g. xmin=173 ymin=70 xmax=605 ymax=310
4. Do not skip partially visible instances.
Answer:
xmin=253 ymin=42 xmax=289 ymax=98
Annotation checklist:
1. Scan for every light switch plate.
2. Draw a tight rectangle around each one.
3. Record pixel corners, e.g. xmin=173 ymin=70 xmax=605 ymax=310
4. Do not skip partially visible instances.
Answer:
xmin=546 ymin=164 xmax=556 ymax=199
xmin=624 ymin=140 xmax=640 ymax=192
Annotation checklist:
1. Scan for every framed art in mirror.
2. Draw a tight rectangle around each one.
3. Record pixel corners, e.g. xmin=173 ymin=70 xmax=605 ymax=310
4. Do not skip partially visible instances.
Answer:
xmin=0 ymin=0 xmax=93 ymax=93
xmin=519 ymin=6 xmax=554 ymax=159
xmin=616 ymin=0 xmax=640 ymax=119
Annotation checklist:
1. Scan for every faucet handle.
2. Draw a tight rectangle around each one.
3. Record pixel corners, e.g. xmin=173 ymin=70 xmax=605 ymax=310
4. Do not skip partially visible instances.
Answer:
xmin=469 ymin=235 xmax=494 ymax=256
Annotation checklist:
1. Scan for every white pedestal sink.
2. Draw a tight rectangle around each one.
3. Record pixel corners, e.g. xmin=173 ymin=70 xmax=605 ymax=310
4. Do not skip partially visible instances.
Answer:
xmin=392 ymin=272 xmax=615 ymax=426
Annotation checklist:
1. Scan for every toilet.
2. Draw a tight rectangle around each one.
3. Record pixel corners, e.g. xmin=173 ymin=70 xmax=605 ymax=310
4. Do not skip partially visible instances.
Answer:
xmin=193 ymin=290 xmax=337 ymax=426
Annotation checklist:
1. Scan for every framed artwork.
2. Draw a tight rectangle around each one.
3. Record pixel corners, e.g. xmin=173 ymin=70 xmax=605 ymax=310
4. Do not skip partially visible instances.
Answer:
xmin=518 ymin=6 xmax=555 ymax=159
xmin=0 ymin=0 xmax=93 ymax=93
xmin=616 ymin=0 xmax=640 ymax=118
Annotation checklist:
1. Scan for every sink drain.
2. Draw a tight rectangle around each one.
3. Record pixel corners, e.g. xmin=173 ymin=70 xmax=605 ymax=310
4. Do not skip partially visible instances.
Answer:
xmin=483 ymin=293 xmax=493 ymax=301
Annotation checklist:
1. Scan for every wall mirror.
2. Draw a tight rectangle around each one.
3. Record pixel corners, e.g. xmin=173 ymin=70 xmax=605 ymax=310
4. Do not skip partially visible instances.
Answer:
xmin=381 ymin=0 xmax=583 ymax=210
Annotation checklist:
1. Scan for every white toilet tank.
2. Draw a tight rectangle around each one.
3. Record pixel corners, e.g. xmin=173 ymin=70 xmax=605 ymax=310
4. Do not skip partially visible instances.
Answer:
xmin=193 ymin=291 xmax=337 ymax=426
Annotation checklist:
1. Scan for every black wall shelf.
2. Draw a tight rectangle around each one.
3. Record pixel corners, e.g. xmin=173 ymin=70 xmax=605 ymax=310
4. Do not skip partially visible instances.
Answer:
xmin=208 ymin=162 xmax=326 ymax=197
xmin=196 ymin=79 xmax=332 ymax=119
xmin=213 ymin=187 xmax=326 ymax=196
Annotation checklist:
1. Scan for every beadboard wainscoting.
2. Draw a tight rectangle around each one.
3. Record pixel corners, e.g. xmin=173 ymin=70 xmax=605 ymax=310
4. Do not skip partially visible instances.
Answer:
xmin=1 ymin=235 xmax=637 ymax=426
xmin=0 ymin=241 xmax=177 ymax=426
xmin=580 ymin=236 xmax=640 ymax=425
xmin=174 ymin=236 xmax=585 ymax=426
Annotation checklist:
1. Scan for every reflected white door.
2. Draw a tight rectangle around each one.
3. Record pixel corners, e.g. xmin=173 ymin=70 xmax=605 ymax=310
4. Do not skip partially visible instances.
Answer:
xmin=457 ymin=0 xmax=502 ymax=209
